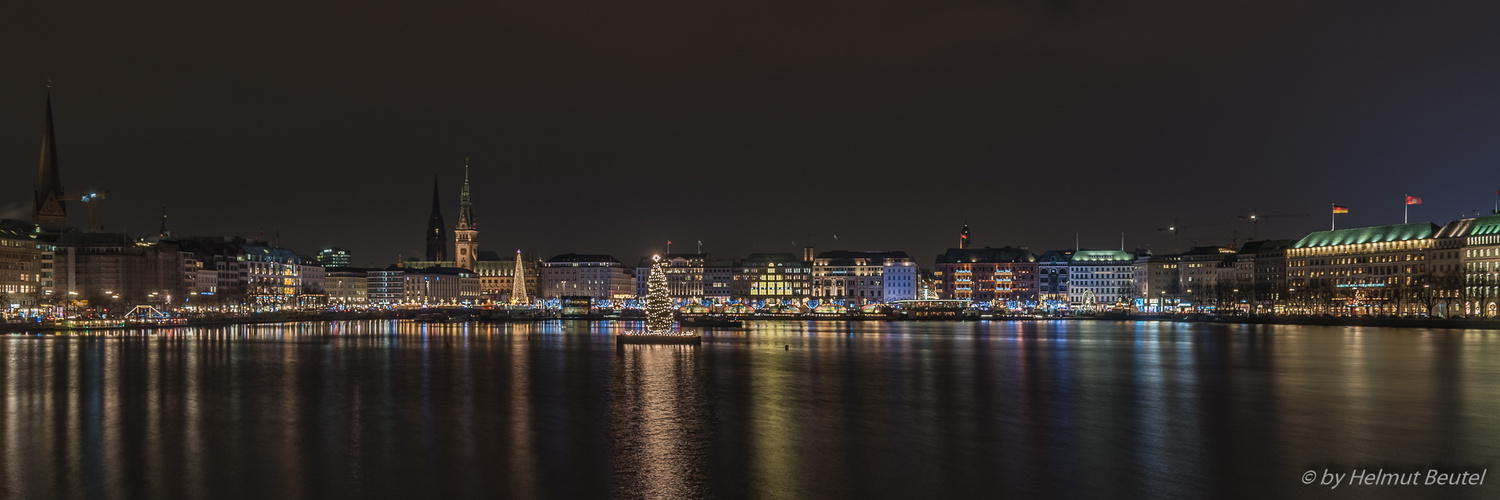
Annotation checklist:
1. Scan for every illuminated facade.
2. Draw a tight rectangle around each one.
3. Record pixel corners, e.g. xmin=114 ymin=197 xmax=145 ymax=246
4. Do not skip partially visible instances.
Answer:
xmin=1037 ymin=250 xmax=1073 ymax=308
xmin=704 ymin=260 xmax=733 ymax=303
xmin=0 ymin=225 xmax=43 ymax=307
xmin=316 ymin=247 xmax=352 ymax=267
xmin=1178 ymin=246 xmax=1236 ymax=309
xmin=325 ymin=267 xmax=368 ymax=305
xmin=403 ymin=267 xmax=481 ymax=305
xmin=367 ymin=267 xmax=406 ymax=305
xmin=1067 ymin=250 xmax=1136 ymax=309
xmin=1132 ymin=252 xmax=1180 ymax=311
xmin=1287 ymin=222 xmax=1439 ymax=315
xmin=732 ymin=253 xmax=810 ymax=301
xmin=542 ymin=254 xmax=633 ymax=301
xmin=934 ymin=247 xmax=1036 ymax=306
xmin=812 ymin=250 xmax=915 ymax=303
xmin=636 ymin=253 xmax=707 ymax=302
xmin=240 ymin=244 xmax=303 ymax=304
xmin=1434 ymin=215 xmax=1500 ymax=317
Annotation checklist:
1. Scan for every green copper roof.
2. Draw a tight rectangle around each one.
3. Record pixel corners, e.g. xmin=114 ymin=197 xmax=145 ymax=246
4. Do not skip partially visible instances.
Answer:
xmin=1293 ymin=222 xmax=1439 ymax=248
xmin=1468 ymin=215 xmax=1500 ymax=236
xmin=1071 ymin=250 xmax=1135 ymax=262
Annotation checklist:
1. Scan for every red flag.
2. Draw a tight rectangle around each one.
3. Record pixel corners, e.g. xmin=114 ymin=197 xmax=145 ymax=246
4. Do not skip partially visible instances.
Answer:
xmin=1406 ymin=196 xmax=1422 ymax=205
xmin=1332 ymin=205 xmax=1349 ymax=214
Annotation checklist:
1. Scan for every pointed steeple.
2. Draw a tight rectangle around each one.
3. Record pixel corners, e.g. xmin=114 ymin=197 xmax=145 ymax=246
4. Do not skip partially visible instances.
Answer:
xmin=959 ymin=218 xmax=971 ymax=249
xmin=453 ymin=158 xmax=479 ymax=270
xmin=159 ymin=206 xmax=171 ymax=238
xmin=34 ymin=85 xmax=67 ymax=228
xmin=457 ymin=159 xmax=476 ymax=230
xmin=425 ymin=176 xmax=447 ymax=261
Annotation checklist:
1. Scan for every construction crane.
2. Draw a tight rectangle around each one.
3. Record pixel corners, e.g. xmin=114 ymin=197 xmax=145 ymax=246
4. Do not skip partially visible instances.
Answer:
xmin=1237 ymin=207 xmax=1309 ymax=240
xmin=1157 ymin=218 xmax=1235 ymax=253
xmin=61 ymin=190 xmax=108 ymax=232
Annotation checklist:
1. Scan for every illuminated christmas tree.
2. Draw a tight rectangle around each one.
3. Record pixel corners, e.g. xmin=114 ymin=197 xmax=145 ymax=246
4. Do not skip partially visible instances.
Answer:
xmin=510 ymin=249 xmax=529 ymax=305
xmin=645 ymin=254 xmax=676 ymax=334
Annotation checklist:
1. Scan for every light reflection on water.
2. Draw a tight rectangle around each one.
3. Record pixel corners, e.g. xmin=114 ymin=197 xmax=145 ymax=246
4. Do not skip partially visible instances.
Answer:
xmin=0 ymin=320 xmax=1498 ymax=499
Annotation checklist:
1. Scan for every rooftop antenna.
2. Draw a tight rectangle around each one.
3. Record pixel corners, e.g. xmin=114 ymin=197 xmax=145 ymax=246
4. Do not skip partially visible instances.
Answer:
xmin=1075 ymin=233 xmax=1079 ymax=252
xmin=1120 ymin=232 xmax=1125 ymax=251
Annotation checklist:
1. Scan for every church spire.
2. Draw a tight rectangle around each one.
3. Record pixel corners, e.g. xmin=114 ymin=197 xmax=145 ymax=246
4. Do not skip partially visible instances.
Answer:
xmin=34 ymin=85 xmax=67 ymax=228
xmin=425 ymin=176 xmax=447 ymax=261
xmin=959 ymin=218 xmax=971 ymax=249
xmin=159 ymin=206 xmax=171 ymax=238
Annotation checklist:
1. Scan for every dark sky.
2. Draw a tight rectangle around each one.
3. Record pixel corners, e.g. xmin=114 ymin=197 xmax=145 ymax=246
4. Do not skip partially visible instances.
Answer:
xmin=4 ymin=1 xmax=1500 ymax=266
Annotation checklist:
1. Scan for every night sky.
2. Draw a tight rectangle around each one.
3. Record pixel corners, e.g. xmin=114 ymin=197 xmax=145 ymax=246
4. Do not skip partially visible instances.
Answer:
xmin=3 ymin=1 xmax=1499 ymax=266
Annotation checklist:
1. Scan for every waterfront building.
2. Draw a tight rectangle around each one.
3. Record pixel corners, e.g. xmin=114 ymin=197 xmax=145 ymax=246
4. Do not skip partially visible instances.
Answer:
xmin=403 ymin=267 xmax=481 ymax=305
xmin=367 ymin=266 xmax=406 ymax=305
xmin=1132 ymin=251 xmax=1183 ymax=313
xmin=917 ymin=268 xmax=939 ymax=300
xmin=1068 ymin=250 xmax=1136 ymax=310
xmin=414 ymin=252 xmax=539 ymax=303
xmin=1432 ymin=215 xmax=1500 ymax=317
xmin=474 ymin=252 xmax=540 ymax=303
xmin=240 ymin=244 xmax=303 ymax=305
xmin=1178 ymin=246 xmax=1236 ymax=310
xmin=732 ymin=253 xmax=811 ymax=302
xmin=1036 ymin=250 xmax=1073 ymax=309
xmin=704 ymin=259 xmax=733 ymax=304
xmin=52 ymin=232 xmax=184 ymax=306
xmin=1287 ymin=222 xmax=1439 ymax=315
xmin=0 ymin=224 xmax=43 ymax=308
xmin=933 ymin=247 xmax=1036 ymax=307
xmin=542 ymin=254 xmax=633 ymax=301
xmin=453 ymin=163 xmax=478 ymax=271
xmin=316 ymin=247 xmax=353 ymax=267
xmin=637 ymin=253 xmax=707 ymax=302
xmin=812 ymin=250 xmax=915 ymax=303
xmin=192 ymin=268 xmax=218 ymax=297
xmin=1231 ymin=240 xmax=1296 ymax=313
xmin=300 ymin=261 xmax=326 ymax=295
xmin=424 ymin=177 xmax=447 ymax=262
xmin=324 ymin=267 xmax=368 ymax=305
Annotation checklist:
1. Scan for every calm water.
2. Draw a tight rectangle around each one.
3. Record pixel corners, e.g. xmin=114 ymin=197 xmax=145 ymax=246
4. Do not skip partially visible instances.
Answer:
xmin=3 ymin=320 xmax=1499 ymax=499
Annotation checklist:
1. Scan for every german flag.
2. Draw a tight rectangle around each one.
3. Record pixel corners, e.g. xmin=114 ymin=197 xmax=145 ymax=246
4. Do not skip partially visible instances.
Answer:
xmin=1332 ymin=205 xmax=1349 ymax=214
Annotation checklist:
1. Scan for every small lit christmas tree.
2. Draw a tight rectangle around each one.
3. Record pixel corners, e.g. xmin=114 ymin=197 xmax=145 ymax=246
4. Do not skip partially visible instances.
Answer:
xmin=645 ymin=255 xmax=676 ymax=334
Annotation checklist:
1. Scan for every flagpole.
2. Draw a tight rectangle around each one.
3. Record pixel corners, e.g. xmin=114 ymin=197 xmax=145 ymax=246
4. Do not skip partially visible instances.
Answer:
xmin=1331 ymin=203 xmax=1335 ymax=230
xmin=1404 ymin=194 xmax=1408 ymax=224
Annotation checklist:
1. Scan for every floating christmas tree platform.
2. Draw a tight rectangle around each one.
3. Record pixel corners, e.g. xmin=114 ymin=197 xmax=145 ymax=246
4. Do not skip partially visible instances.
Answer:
xmin=618 ymin=254 xmax=701 ymax=345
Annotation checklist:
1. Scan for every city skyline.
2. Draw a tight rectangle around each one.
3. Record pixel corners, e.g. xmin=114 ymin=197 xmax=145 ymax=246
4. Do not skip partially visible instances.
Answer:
xmin=8 ymin=94 xmax=1499 ymax=268
xmin=4 ymin=2 xmax=1500 ymax=269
